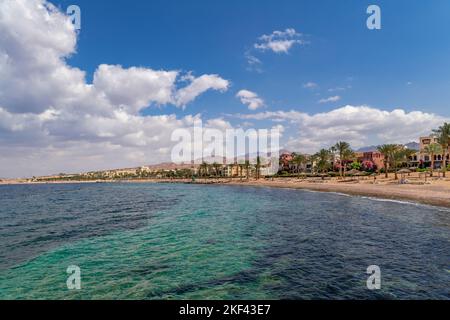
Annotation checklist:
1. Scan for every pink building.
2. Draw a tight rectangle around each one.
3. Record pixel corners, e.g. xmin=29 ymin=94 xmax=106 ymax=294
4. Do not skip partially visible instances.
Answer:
xmin=358 ymin=152 xmax=385 ymax=170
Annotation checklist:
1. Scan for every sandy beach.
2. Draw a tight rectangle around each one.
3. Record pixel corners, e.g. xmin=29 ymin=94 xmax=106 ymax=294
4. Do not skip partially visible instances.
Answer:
xmin=190 ymin=173 xmax=450 ymax=209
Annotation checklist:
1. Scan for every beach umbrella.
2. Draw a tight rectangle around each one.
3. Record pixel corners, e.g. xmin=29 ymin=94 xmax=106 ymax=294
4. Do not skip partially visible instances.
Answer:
xmin=398 ymin=168 xmax=412 ymax=179
xmin=398 ymin=168 xmax=412 ymax=183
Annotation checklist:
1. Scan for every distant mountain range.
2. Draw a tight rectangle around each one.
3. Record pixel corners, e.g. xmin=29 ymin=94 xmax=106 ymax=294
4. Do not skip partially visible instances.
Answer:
xmin=356 ymin=142 xmax=420 ymax=152
xmin=145 ymin=151 xmax=284 ymax=170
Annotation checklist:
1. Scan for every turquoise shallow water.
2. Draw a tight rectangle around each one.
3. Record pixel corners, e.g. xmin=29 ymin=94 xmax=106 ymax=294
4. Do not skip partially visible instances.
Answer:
xmin=0 ymin=183 xmax=449 ymax=299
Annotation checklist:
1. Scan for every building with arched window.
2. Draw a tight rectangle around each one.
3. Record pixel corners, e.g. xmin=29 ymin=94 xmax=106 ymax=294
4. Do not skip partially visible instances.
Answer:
xmin=415 ymin=136 xmax=450 ymax=169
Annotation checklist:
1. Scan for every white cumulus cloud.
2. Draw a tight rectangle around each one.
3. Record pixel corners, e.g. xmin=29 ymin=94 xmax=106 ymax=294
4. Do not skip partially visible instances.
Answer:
xmin=318 ymin=96 xmax=341 ymax=104
xmin=254 ymin=28 xmax=306 ymax=54
xmin=174 ymin=74 xmax=229 ymax=108
xmin=232 ymin=105 xmax=449 ymax=154
xmin=0 ymin=0 xmax=231 ymax=177
xmin=236 ymin=90 xmax=265 ymax=110
xmin=303 ymin=82 xmax=318 ymax=89
xmin=93 ymin=64 xmax=178 ymax=113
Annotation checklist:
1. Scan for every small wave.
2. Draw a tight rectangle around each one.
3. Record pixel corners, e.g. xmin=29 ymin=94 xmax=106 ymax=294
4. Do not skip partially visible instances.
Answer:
xmin=358 ymin=196 xmax=450 ymax=212
xmin=359 ymin=196 xmax=420 ymax=206
xmin=309 ymin=190 xmax=352 ymax=197
xmin=295 ymin=188 xmax=450 ymax=211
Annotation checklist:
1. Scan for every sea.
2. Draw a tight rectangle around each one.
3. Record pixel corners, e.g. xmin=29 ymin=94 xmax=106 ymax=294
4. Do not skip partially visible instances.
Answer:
xmin=0 ymin=183 xmax=449 ymax=299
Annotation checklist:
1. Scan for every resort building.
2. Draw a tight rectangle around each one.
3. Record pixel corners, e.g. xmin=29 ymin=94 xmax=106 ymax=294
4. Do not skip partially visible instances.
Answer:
xmin=223 ymin=164 xmax=242 ymax=177
xmin=279 ymin=153 xmax=294 ymax=172
xmin=357 ymin=151 xmax=385 ymax=171
xmin=411 ymin=136 xmax=450 ymax=169
xmin=220 ymin=157 xmax=279 ymax=178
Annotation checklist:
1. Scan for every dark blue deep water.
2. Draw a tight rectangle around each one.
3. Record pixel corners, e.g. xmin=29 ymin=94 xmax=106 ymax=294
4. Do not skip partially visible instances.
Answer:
xmin=0 ymin=183 xmax=449 ymax=299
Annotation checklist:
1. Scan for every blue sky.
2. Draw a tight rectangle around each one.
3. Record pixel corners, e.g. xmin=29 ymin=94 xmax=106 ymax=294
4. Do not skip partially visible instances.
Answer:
xmin=1 ymin=0 xmax=450 ymax=177
xmin=54 ymin=0 xmax=450 ymax=118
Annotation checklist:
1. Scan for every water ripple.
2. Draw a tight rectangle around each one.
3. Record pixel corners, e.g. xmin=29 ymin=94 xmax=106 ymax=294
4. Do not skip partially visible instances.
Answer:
xmin=0 ymin=183 xmax=449 ymax=300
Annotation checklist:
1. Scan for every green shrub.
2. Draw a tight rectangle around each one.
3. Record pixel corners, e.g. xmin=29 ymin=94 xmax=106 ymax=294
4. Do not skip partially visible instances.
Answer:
xmin=351 ymin=161 xmax=362 ymax=170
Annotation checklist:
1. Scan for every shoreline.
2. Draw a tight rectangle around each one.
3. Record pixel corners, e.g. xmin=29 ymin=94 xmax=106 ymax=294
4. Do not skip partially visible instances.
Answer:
xmin=224 ymin=180 xmax=450 ymax=209
xmin=2 ymin=177 xmax=450 ymax=209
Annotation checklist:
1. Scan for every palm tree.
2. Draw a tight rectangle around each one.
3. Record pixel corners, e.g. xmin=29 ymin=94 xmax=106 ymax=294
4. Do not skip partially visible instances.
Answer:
xmin=377 ymin=144 xmax=397 ymax=178
xmin=255 ymin=156 xmax=261 ymax=180
xmin=390 ymin=146 xmax=414 ymax=180
xmin=244 ymin=160 xmax=250 ymax=180
xmin=200 ymin=162 xmax=209 ymax=178
xmin=291 ymin=153 xmax=307 ymax=178
xmin=330 ymin=145 xmax=337 ymax=156
xmin=309 ymin=154 xmax=317 ymax=174
xmin=402 ymin=148 xmax=418 ymax=166
xmin=433 ymin=123 xmax=450 ymax=177
xmin=212 ymin=162 xmax=222 ymax=178
xmin=314 ymin=149 xmax=332 ymax=174
xmin=422 ymin=143 xmax=442 ymax=177
xmin=238 ymin=162 xmax=245 ymax=181
xmin=334 ymin=141 xmax=352 ymax=178
xmin=342 ymin=149 xmax=355 ymax=178
xmin=208 ymin=163 xmax=214 ymax=177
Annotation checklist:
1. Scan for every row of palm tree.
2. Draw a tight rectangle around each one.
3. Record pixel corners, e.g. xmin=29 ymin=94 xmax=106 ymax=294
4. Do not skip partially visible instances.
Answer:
xmin=199 ymin=161 xmax=230 ymax=178
xmin=313 ymin=149 xmax=333 ymax=174
xmin=325 ymin=123 xmax=449 ymax=180
xmin=285 ymin=142 xmax=354 ymax=177
xmin=376 ymin=144 xmax=417 ymax=180
xmin=285 ymin=143 xmax=355 ymax=177
xmin=376 ymin=123 xmax=450 ymax=179
xmin=198 ymin=156 xmax=263 ymax=180
xmin=290 ymin=153 xmax=308 ymax=178
xmin=332 ymin=141 xmax=354 ymax=178
xmin=199 ymin=123 xmax=450 ymax=181
xmin=291 ymin=141 xmax=355 ymax=177
xmin=288 ymin=141 xmax=412 ymax=180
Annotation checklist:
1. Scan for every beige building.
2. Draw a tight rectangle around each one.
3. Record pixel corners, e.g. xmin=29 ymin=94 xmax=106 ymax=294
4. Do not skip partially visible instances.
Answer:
xmin=410 ymin=137 xmax=450 ymax=169
xmin=223 ymin=163 xmax=251 ymax=178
